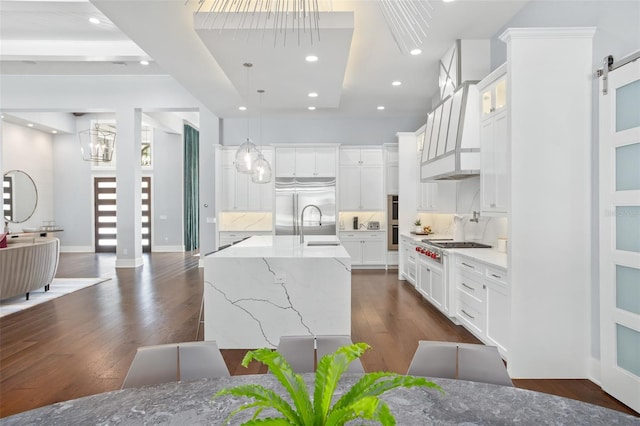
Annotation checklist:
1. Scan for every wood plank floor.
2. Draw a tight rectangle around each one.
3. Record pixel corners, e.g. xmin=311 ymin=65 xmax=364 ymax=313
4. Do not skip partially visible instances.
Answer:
xmin=0 ymin=252 xmax=637 ymax=418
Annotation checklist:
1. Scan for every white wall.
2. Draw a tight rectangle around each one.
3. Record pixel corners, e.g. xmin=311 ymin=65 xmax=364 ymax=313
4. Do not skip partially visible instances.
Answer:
xmin=222 ymin=117 xmax=423 ymax=146
xmin=1 ymin=122 xmax=54 ymax=232
xmin=489 ymin=0 xmax=640 ymax=367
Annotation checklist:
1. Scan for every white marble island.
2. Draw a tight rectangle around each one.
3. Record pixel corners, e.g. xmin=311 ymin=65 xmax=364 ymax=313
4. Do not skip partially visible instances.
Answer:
xmin=204 ymin=235 xmax=351 ymax=349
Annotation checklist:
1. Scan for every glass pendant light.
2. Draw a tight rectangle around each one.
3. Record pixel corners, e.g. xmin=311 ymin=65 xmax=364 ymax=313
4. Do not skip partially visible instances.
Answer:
xmin=251 ymin=153 xmax=272 ymax=183
xmin=251 ymin=89 xmax=272 ymax=184
xmin=235 ymin=138 xmax=260 ymax=174
xmin=234 ymin=62 xmax=261 ymax=174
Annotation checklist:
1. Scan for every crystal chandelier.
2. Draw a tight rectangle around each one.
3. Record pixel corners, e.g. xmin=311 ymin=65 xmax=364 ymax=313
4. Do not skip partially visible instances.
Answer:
xmin=190 ymin=0 xmax=324 ymax=46
xmin=377 ymin=0 xmax=434 ymax=55
xmin=78 ymin=121 xmax=116 ymax=162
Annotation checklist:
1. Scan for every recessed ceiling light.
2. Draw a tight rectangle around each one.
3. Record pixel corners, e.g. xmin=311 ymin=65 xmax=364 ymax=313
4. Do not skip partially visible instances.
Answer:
xmin=410 ymin=49 xmax=422 ymax=55
xmin=377 ymin=106 xmax=385 ymax=110
xmin=51 ymin=130 xmax=58 ymax=134
xmin=89 ymin=17 xmax=100 ymax=25
xmin=305 ymin=55 xmax=318 ymax=62
xmin=0 ymin=115 xmax=4 ymax=119
xmin=308 ymin=92 xmax=318 ymax=98
xmin=308 ymin=106 xmax=316 ymax=110
xmin=392 ymin=81 xmax=402 ymax=86
xmin=140 ymin=60 xmax=149 ymax=66
xmin=239 ymin=106 xmax=247 ymax=111
xmin=27 ymin=123 xmax=34 ymax=127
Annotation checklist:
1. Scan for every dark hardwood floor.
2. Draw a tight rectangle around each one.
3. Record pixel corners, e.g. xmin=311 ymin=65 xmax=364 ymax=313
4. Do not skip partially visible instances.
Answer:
xmin=0 ymin=252 xmax=637 ymax=418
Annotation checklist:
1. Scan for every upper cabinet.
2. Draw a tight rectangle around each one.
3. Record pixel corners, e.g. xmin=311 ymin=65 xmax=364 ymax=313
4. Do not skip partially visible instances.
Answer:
xmin=221 ymin=147 xmax=274 ymax=212
xmin=275 ymin=146 xmax=337 ymax=178
xmin=478 ymin=63 xmax=508 ymax=214
xmin=339 ymin=147 xmax=384 ymax=211
xmin=385 ymin=144 xmax=399 ymax=195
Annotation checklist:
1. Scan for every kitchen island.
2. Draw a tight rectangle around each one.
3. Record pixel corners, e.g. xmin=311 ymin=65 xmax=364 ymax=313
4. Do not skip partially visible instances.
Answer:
xmin=204 ymin=235 xmax=351 ymax=349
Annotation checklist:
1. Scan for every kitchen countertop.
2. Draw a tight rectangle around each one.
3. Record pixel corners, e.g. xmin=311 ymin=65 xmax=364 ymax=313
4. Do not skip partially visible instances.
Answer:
xmin=401 ymin=233 xmax=508 ymax=269
xmin=446 ymin=248 xmax=508 ymax=269
xmin=208 ymin=235 xmax=349 ymax=259
xmin=4 ymin=374 xmax=637 ymax=425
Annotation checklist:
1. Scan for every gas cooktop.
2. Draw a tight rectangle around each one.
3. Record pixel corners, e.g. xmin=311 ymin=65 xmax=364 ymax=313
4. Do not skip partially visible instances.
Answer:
xmin=422 ymin=240 xmax=492 ymax=249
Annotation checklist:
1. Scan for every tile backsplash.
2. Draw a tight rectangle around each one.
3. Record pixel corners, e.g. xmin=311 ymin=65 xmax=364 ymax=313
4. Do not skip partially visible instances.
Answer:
xmin=417 ymin=212 xmax=507 ymax=247
xmin=339 ymin=212 xmax=385 ymax=231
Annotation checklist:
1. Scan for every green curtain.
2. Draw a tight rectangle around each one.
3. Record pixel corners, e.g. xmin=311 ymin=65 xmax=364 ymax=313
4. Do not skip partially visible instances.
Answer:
xmin=184 ymin=124 xmax=199 ymax=251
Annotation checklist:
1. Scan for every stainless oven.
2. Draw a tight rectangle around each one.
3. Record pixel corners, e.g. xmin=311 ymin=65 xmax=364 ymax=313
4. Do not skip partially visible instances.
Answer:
xmin=387 ymin=195 xmax=398 ymax=250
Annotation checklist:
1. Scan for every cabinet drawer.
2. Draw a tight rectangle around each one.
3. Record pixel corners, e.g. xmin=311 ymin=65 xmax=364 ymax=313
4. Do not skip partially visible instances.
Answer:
xmin=456 ymin=257 xmax=484 ymax=277
xmin=457 ymin=296 xmax=484 ymax=334
xmin=486 ymin=266 xmax=508 ymax=286
xmin=458 ymin=287 xmax=484 ymax=312
xmin=457 ymin=271 xmax=485 ymax=303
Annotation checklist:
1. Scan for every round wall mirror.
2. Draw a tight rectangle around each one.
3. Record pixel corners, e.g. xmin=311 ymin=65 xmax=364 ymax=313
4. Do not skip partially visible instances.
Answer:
xmin=3 ymin=170 xmax=38 ymax=223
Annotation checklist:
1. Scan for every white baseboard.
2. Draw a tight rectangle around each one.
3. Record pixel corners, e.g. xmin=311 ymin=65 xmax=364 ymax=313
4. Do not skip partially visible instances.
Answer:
xmin=60 ymin=246 xmax=94 ymax=253
xmin=151 ymin=245 xmax=185 ymax=252
xmin=115 ymin=257 xmax=144 ymax=268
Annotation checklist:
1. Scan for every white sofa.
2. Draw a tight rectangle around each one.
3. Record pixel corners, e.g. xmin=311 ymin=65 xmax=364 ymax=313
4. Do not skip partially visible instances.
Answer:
xmin=0 ymin=237 xmax=60 ymax=301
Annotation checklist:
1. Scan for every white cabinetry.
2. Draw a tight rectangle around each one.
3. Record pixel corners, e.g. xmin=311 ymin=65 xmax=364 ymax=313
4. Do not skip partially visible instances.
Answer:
xmin=339 ymin=148 xmax=384 ymax=211
xmin=275 ymin=147 xmax=336 ymax=178
xmin=339 ymin=231 xmax=386 ymax=266
xmin=385 ymin=145 xmax=399 ymax=195
xmin=399 ymin=236 xmax=418 ymax=285
xmin=221 ymin=148 xmax=273 ymax=212
xmin=454 ymin=254 xmax=509 ymax=358
xmin=418 ymin=259 xmax=445 ymax=311
xmin=417 ymin=181 xmax=457 ymax=213
xmin=484 ymin=265 xmax=509 ymax=355
xmin=478 ymin=64 xmax=508 ymax=214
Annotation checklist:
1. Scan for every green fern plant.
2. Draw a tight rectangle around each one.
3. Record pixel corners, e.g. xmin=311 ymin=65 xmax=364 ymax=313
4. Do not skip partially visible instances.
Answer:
xmin=213 ymin=342 xmax=443 ymax=425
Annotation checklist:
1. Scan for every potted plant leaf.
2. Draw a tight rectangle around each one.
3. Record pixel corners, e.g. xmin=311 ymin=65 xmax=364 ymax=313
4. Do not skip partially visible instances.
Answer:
xmin=414 ymin=219 xmax=422 ymax=234
xmin=213 ymin=342 xmax=443 ymax=425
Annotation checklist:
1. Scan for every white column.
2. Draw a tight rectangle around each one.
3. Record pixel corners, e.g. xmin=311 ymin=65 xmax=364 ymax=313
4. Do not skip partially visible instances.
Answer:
xmin=500 ymin=27 xmax=595 ymax=378
xmin=115 ymin=108 xmax=143 ymax=268
xmin=198 ymin=107 xmax=219 ymax=265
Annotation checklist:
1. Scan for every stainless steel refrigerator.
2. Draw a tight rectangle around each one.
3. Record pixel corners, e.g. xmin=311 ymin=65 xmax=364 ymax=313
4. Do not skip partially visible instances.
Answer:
xmin=275 ymin=177 xmax=336 ymax=236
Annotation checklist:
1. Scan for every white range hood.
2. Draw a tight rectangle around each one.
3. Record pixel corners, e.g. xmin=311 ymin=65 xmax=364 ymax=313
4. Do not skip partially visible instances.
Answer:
xmin=420 ymin=82 xmax=480 ymax=181
xmin=420 ymin=39 xmax=488 ymax=181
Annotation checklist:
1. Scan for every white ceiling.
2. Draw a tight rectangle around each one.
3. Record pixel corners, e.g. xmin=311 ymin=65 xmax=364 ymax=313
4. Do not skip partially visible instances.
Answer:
xmin=0 ymin=0 xmax=530 ymax=121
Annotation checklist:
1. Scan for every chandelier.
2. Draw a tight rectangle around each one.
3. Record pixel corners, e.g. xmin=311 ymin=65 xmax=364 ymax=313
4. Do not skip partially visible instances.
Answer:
xmin=190 ymin=0 xmax=326 ymax=46
xmin=78 ymin=122 xmax=116 ymax=162
xmin=377 ymin=0 xmax=434 ymax=55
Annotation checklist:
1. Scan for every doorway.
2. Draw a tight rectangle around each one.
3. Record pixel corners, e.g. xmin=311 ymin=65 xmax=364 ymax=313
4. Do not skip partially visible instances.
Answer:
xmin=94 ymin=176 xmax=152 ymax=253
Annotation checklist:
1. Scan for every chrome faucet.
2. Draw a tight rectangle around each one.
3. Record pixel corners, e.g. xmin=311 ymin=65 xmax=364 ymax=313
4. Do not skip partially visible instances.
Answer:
xmin=300 ymin=204 xmax=322 ymax=244
xmin=470 ymin=211 xmax=480 ymax=223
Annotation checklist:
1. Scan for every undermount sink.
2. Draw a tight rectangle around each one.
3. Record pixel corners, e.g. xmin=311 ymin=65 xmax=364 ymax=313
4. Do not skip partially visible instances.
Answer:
xmin=306 ymin=241 xmax=340 ymax=246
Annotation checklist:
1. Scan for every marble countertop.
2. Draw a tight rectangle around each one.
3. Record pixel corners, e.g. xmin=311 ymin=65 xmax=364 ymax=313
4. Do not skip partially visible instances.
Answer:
xmin=4 ymin=374 xmax=637 ymax=425
xmin=401 ymin=233 xmax=508 ymax=269
xmin=450 ymin=248 xmax=508 ymax=269
xmin=208 ymin=235 xmax=349 ymax=259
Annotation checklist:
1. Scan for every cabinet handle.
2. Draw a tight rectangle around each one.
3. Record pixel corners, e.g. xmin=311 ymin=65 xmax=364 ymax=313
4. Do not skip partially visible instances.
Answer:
xmin=461 ymin=309 xmax=475 ymax=320
xmin=461 ymin=262 xmax=475 ymax=269
xmin=491 ymin=273 xmax=502 ymax=279
xmin=461 ymin=282 xmax=474 ymax=291
xmin=483 ymin=285 xmax=486 ymax=290
xmin=490 ymin=107 xmax=495 ymax=112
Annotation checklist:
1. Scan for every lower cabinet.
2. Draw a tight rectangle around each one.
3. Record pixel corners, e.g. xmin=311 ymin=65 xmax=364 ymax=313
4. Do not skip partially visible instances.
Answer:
xmin=418 ymin=260 xmax=445 ymax=312
xmin=454 ymin=255 xmax=509 ymax=358
xmin=399 ymin=236 xmax=418 ymax=285
xmin=339 ymin=231 xmax=386 ymax=266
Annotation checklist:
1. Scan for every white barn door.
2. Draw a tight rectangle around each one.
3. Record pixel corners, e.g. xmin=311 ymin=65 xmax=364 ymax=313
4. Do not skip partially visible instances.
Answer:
xmin=599 ymin=54 xmax=640 ymax=413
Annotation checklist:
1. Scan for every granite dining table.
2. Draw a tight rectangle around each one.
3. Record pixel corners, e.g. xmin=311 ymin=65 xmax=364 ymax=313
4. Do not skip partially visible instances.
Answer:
xmin=2 ymin=373 xmax=637 ymax=425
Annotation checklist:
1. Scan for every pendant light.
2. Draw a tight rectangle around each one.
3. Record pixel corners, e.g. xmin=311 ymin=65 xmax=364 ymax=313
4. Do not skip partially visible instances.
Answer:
xmin=252 ymin=89 xmax=272 ymax=184
xmin=235 ymin=63 xmax=261 ymax=174
xmin=78 ymin=118 xmax=116 ymax=162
